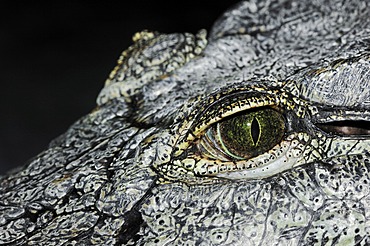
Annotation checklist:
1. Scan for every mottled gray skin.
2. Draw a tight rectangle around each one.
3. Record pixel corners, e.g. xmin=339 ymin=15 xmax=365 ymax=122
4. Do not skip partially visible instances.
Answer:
xmin=1 ymin=0 xmax=370 ymax=245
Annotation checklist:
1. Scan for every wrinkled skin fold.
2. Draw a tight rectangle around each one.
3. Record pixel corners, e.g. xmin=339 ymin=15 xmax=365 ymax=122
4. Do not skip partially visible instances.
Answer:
xmin=1 ymin=0 xmax=370 ymax=245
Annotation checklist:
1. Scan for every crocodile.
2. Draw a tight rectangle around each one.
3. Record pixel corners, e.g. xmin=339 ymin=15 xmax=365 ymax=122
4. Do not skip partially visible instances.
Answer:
xmin=1 ymin=0 xmax=370 ymax=245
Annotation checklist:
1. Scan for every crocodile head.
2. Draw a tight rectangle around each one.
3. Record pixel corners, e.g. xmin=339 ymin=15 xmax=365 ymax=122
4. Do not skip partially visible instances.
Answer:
xmin=1 ymin=0 xmax=370 ymax=245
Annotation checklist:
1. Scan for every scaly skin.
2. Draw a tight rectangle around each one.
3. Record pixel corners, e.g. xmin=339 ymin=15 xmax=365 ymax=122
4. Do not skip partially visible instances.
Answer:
xmin=1 ymin=0 xmax=370 ymax=245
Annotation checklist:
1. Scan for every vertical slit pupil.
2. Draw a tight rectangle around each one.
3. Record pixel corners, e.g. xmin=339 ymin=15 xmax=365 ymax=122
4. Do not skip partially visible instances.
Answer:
xmin=251 ymin=117 xmax=260 ymax=145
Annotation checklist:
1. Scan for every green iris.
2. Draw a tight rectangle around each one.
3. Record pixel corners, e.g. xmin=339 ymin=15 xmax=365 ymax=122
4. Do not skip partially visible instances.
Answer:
xmin=216 ymin=108 xmax=285 ymax=159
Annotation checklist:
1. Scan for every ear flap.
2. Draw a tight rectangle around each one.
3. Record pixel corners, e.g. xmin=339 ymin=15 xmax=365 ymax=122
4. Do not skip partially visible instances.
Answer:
xmin=97 ymin=30 xmax=207 ymax=106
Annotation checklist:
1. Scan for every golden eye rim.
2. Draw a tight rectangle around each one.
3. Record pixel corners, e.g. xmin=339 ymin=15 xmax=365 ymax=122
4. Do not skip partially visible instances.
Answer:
xmin=174 ymin=90 xmax=288 ymax=159
xmin=188 ymin=93 xmax=282 ymax=141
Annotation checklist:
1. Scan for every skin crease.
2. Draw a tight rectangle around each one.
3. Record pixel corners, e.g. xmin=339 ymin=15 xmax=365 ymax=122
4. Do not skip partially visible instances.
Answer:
xmin=1 ymin=0 xmax=370 ymax=245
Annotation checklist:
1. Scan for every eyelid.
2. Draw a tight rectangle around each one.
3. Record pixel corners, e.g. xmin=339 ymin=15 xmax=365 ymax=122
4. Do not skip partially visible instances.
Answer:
xmin=173 ymin=84 xmax=304 ymax=161
xmin=189 ymin=91 xmax=281 ymax=140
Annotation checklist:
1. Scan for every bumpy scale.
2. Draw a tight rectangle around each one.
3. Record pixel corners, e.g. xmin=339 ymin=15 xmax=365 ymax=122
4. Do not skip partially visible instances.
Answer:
xmin=1 ymin=0 xmax=370 ymax=245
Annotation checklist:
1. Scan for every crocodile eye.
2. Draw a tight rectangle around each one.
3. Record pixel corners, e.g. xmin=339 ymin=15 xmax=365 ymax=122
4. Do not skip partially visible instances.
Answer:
xmin=197 ymin=108 xmax=285 ymax=161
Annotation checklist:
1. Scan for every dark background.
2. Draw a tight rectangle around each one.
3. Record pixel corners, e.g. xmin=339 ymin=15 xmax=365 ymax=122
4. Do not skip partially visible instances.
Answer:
xmin=0 ymin=1 xmax=239 ymax=174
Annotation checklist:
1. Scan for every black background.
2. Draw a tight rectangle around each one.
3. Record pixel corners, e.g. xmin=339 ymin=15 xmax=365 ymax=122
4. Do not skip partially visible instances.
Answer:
xmin=0 ymin=1 xmax=239 ymax=174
